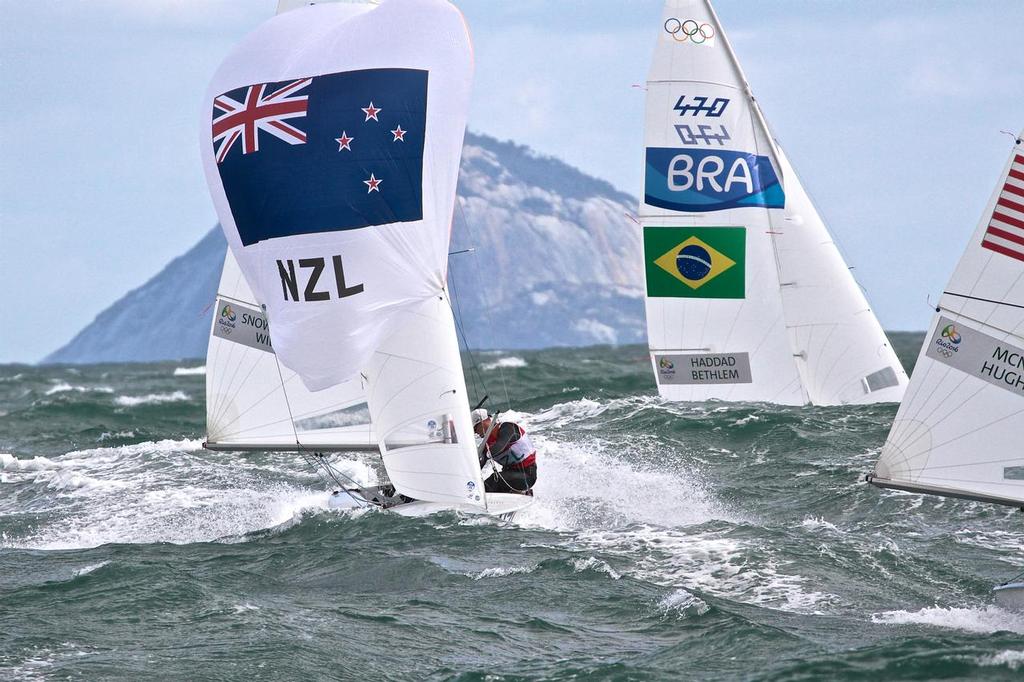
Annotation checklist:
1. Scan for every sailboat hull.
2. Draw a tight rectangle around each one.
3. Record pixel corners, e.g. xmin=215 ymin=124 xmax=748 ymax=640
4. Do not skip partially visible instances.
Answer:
xmin=993 ymin=583 xmax=1024 ymax=611
xmin=327 ymin=489 xmax=533 ymax=520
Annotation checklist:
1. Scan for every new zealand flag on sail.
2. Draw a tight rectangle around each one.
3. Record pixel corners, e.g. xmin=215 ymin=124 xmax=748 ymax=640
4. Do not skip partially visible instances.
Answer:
xmin=212 ymin=68 xmax=427 ymax=246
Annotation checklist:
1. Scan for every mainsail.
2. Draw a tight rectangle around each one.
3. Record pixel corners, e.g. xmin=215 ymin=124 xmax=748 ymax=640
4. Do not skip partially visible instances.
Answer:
xmin=641 ymin=0 xmax=907 ymax=405
xmin=201 ymin=0 xmax=486 ymax=507
xmin=869 ymin=130 xmax=1024 ymax=508
xmin=206 ymin=249 xmax=375 ymax=452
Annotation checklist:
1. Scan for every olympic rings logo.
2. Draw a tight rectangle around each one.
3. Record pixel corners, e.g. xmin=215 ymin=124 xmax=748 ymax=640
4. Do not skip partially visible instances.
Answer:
xmin=664 ymin=18 xmax=715 ymax=44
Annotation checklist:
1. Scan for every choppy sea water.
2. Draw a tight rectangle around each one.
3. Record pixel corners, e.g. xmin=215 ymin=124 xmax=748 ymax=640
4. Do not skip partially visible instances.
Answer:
xmin=2 ymin=336 xmax=1023 ymax=680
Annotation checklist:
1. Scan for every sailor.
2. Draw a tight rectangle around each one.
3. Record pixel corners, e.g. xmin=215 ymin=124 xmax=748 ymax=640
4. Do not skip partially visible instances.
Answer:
xmin=471 ymin=408 xmax=537 ymax=496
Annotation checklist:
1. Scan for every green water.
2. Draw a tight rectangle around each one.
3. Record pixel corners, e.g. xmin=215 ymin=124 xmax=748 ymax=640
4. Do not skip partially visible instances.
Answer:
xmin=1 ymin=337 xmax=1022 ymax=680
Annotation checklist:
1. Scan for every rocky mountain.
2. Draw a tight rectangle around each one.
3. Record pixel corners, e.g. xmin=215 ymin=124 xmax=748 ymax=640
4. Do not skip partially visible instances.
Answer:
xmin=44 ymin=133 xmax=645 ymax=364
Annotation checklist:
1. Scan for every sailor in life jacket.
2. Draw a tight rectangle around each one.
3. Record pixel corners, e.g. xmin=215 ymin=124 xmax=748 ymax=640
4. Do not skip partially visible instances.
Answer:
xmin=471 ymin=408 xmax=537 ymax=496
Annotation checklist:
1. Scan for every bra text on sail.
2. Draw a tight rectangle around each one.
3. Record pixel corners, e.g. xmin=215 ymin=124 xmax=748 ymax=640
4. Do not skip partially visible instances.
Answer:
xmin=645 ymin=148 xmax=784 ymax=213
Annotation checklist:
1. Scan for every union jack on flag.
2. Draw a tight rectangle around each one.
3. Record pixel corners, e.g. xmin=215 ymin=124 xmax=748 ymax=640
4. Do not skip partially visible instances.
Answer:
xmin=212 ymin=78 xmax=311 ymax=163
xmin=212 ymin=68 xmax=427 ymax=246
xmin=981 ymin=153 xmax=1024 ymax=262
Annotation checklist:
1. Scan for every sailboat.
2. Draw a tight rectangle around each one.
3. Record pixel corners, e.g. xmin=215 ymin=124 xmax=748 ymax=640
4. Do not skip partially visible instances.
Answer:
xmin=200 ymin=0 xmax=532 ymax=518
xmin=867 ymin=130 xmax=1024 ymax=609
xmin=640 ymin=0 xmax=908 ymax=405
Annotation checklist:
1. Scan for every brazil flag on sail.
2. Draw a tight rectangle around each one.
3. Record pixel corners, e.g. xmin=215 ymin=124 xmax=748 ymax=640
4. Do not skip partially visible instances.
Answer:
xmin=644 ymin=226 xmax=745 ymax=298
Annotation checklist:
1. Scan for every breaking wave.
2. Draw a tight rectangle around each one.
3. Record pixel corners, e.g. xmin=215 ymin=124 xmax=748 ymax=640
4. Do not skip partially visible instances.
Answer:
xmin=114 ymin=391 xmax=189 ymax=407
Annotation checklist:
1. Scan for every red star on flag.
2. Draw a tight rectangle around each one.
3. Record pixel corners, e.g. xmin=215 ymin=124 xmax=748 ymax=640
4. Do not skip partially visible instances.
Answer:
xmin=335 ymin=131 xmax=354 ymax=151
xmin=362 ymin=101 xmax=381 ymax=122
xmin=364 ymin=173 xmax=382 ymax=193
xmin=391 ymin=125 xmax=406 ymax=142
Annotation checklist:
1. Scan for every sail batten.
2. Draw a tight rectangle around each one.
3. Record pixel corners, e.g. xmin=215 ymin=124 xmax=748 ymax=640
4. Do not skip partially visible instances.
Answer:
xmin=640 ymin=0 xmax=906 ymax=405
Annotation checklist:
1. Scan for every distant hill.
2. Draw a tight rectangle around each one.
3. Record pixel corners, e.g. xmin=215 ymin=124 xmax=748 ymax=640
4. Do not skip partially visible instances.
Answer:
xmin=44 ymin=132 xmax=645 ymax=364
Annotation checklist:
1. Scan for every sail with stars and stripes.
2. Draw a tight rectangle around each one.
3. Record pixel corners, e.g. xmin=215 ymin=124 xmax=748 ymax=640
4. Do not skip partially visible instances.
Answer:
xmin=869 ymin=130 xmax=1024 ymax=507
xmin=980 ymin=149 xmax=1024 ymax=262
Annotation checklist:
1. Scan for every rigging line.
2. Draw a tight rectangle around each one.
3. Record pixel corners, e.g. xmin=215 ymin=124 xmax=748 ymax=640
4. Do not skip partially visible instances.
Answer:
xmin=889 ymin=269 xmax=1024 ymax=447
xmin=454 ymin=192 xmax=512 ymax=410
xmin=269 ymin=334 xmax=368 ymax=506
xmin=935 ymin=306 xmax=1024 ymax=343
xmin=1003 ymin=567 xmax=1024 ymax=585
xmin=941 ymin=291 xmax=1024 ymax=311
xmin=446 ymin=250 xmax=487 ymax=403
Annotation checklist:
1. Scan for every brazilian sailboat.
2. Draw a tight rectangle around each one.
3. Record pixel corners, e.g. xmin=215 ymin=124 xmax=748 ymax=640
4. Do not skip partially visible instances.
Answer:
xmin=639 ymin=0 xmax=908 ymax=405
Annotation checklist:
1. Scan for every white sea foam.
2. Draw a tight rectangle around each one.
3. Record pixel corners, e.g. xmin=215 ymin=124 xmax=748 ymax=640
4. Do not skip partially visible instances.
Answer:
xmin=173 ymin=365 xmax=206 ymax=376
xmin=98 ymin=430 xmax=136 ymax=441
xmin=517 ymin=432 xmax=726 ymax=531
xmin=114 ymin=391 xmax=189 ymax=407
xmin=570 ymin=556 xmax=621 ymax=579
xmin=0 ymin=454 xmax=61 ymax=472
xmin=45 ymin=382 xmax=114 ymax=395
xmin=658 ymin=589 xmax=711 ymax=617
xmin=469 ymin=565 xmax=538 ymax=580
xmin=1 ymin=438 xmax=342 ymax=550
xmin=872 ymin=605 xmax=1024 ymax=634
xmin=509 ymin=407 xmax=834 ymax=614
xmin=980 ymin=650 xmax=1024 ymax=671
xmin=481 ymin=356 xmax=527 ymax=371
xmin=6 ymin=483 xmax=332 ymax=551
xmin=800 ymin=517 xmax=840 ymax=533
xmin=74 ymin=561 xmax=110 ymax=577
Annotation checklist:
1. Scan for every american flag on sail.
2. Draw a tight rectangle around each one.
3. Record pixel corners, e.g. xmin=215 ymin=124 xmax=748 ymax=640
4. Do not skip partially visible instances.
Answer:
xmin=981 ymin=153 xmax=1024 ymax=262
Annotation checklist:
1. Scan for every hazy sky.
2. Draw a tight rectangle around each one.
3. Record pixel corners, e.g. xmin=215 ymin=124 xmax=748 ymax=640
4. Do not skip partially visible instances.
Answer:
xmin=1 ymin=0 xmax=1021 ymax=363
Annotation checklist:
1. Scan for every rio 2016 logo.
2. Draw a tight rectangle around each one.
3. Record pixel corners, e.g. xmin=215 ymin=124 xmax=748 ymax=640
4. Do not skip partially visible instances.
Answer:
xmin=664 ymin=18 xmax=715 ymax=44
xmin=934 ymin=323 xmax=963 ymax=358
xmin=220 ymin=305 xmax=236 ymax=322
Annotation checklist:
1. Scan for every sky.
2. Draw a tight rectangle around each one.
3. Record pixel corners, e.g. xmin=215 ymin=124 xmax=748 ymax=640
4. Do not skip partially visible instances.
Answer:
xmin=0 ymin=0 xmax=1021 ymax=363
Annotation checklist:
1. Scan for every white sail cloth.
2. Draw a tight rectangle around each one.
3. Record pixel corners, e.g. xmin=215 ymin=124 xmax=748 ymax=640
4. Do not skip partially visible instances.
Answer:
xmin=202 ymin=0 xmax=486 ymax=507
xmin=641 ymin=0 xmax=906 ymax=405
xmin=201 ymin=0 xmax=472 ymax=392
xmin=871 ymin=131 xmax=1024 ymax=506
xmin=206 ymin=250 xmax=374 ymax=451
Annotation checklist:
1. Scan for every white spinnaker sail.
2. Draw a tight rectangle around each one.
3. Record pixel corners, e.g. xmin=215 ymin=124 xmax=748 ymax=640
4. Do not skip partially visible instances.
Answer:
xmin=870 ymin=131 xmax=1024 ymax=507
xmin=201 ymin=0 xmax=484 ymax=506
xmin=206 ymin=250 xmax=375 ymax=451
xmin=201 ymin=0 xmax=471 ymax=392
xmin=641 ymin=0 xmax=905 ymax=405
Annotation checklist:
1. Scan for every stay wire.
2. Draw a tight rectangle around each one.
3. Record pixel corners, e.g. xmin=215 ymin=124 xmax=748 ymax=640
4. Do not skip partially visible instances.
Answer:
xmin=270 ymin=343 xmax=371 ymax=508
xmin=454 ymin=194 xmax=512 ymax=411
xmin=446 ymin=264 xmax=488 ymax=405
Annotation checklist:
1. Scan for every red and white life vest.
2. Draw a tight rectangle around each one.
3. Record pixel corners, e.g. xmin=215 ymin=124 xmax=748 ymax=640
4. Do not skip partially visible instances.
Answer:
xmin=487 ymin=422 xmax=536 ymax=469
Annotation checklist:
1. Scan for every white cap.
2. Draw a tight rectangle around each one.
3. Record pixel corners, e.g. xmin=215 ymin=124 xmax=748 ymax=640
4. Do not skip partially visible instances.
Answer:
xmin=470 ymin=408 xmax=489 ymax=425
